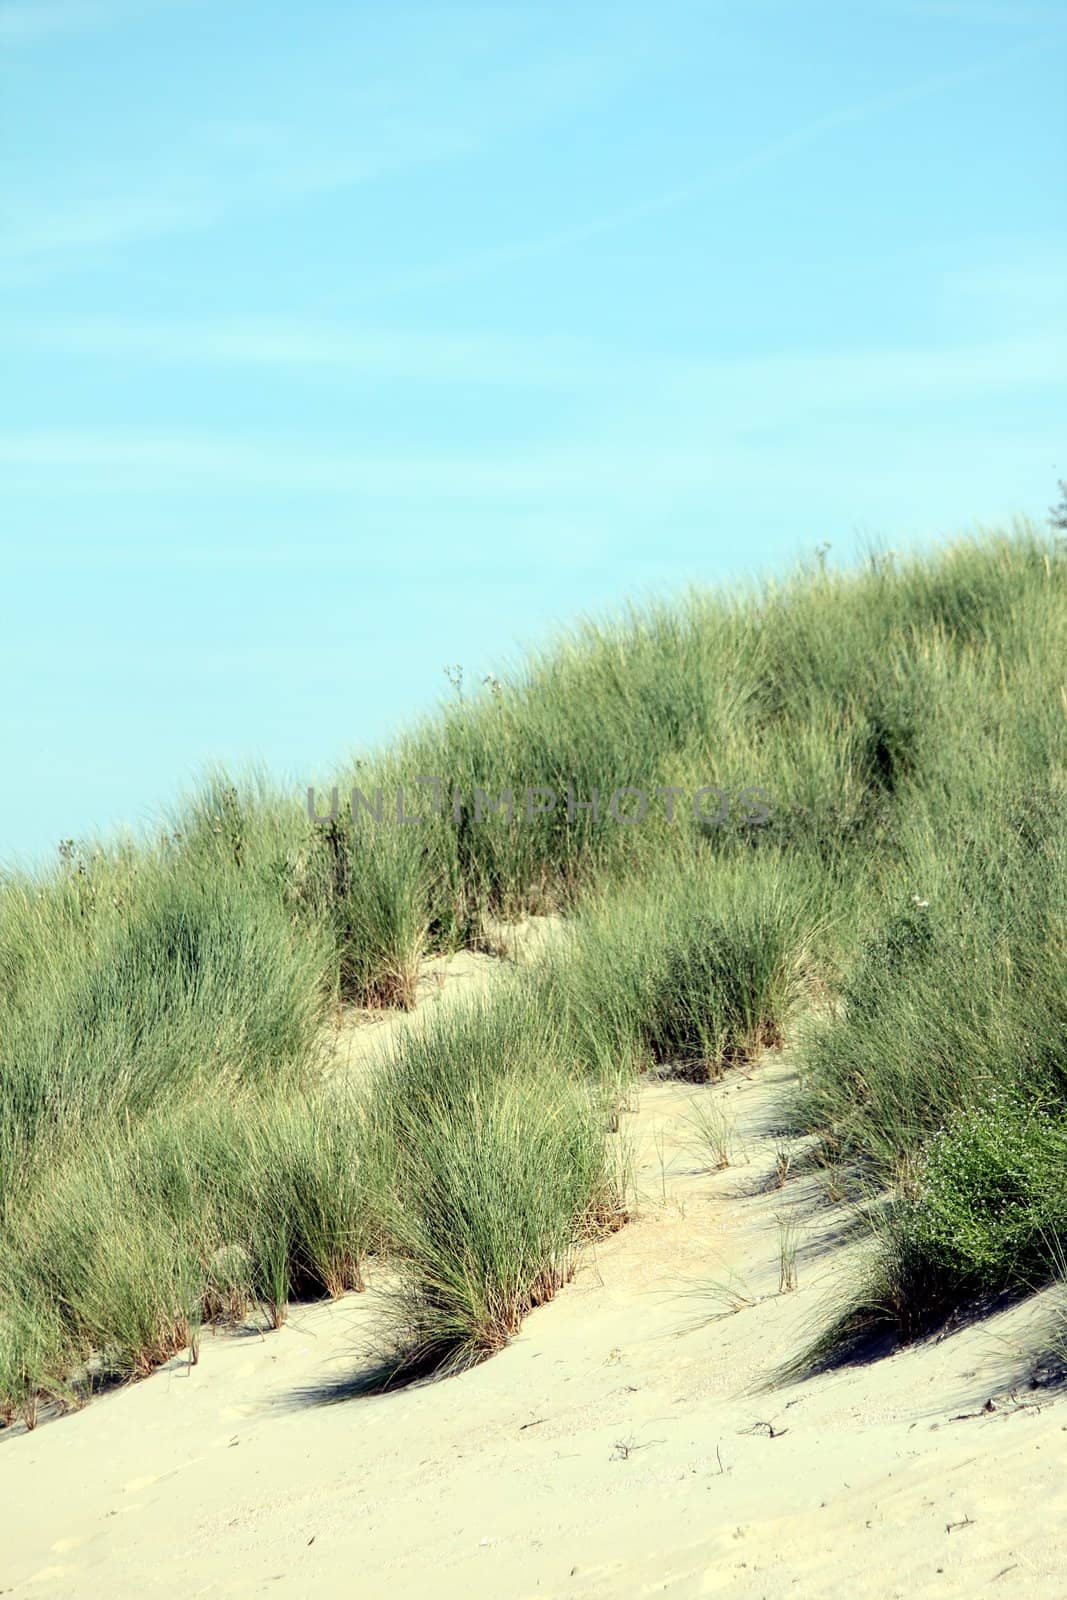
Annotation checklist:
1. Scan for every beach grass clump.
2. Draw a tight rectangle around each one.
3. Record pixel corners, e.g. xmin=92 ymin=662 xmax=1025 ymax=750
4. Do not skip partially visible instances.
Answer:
xmin=0 ymin=1081 xmax=377 ymax=1421
xmin=544 ymin=855 xmax=825 ymax=1082
xmin=380 ymin=1068 xmax=623 ymax=1376
xmin=796 ymin=777 xmax=1066 ymax=1185
xmin=0 ymin=864 xmax=330 ymax=1200
xmin=358 ymin=980 xmax=627 ymax=1378
xmin=297 ymin=812 xmax=432 ymax=1010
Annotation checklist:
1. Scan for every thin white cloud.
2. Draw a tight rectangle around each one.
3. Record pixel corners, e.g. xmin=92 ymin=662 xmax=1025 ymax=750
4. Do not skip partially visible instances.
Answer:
xmin=0 ymin=130 xmax=475 ymax=269
xmin=12 ymin=318 xmax=1066 ymax=399
xmin=2 ymin=331 xmax=1063 ymax=500
xmin=0 ymin=430 xmax=545 ymax=496
xmin=390 ymin=44 xmax=1048 ymax=293
xmin=682 ymin=332 xmax=1067 ymax=410
xmin=5 ymin=194 xmax=210 ymax=258
xmin=0 ymin=0 xmax=170 ymax=43
xmin=946 ymin=252 xmax=1067 ymax=318
xmin=1 ymin=24 xmax=645 ymax=271
xmin=897 ymin=2 xmax=1062 ymax=23
xmin=24 ymin=318 xmax=604 ymax=386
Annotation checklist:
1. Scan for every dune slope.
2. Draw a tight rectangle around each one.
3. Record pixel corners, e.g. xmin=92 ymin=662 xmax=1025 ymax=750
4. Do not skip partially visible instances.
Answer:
xmin=3 ymin=1039 xmax=1063 ymax=1599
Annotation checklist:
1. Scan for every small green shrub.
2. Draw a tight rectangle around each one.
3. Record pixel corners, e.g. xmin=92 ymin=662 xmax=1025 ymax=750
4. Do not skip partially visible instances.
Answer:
xmin=899 ymin=1103 xmax=1067 ymax=1294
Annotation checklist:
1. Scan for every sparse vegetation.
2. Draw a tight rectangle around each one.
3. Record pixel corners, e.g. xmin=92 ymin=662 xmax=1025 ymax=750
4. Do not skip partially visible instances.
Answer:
xmin=776 ymin=1214 xmax=800 ymax=1293
xmin=687 ymin=1097 xmax=739 ymax=1172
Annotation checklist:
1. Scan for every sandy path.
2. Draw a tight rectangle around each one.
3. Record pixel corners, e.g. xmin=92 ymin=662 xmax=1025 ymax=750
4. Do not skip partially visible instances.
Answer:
xmin=327 ymin=914 xmax=562 ymax=1079
xmin=2 ymin=968 xmax=1065 ymax=1596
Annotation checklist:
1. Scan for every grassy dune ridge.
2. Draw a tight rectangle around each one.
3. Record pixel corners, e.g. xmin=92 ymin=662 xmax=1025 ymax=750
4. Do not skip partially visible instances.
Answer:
xmin=1 ymin=529 xmax=1064 ymax=1423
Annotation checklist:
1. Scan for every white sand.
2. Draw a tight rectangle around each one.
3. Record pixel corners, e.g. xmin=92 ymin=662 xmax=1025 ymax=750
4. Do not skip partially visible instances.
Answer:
xmin=3 ymin=948 xmax=1065 ymax=1597
xmin=327 ymin=914 xmax=562 ymax=1079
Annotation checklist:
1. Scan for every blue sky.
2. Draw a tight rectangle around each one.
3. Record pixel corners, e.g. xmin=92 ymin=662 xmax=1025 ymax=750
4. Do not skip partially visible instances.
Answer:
xmin=2 ymin=0 xmax=1065 ymax=866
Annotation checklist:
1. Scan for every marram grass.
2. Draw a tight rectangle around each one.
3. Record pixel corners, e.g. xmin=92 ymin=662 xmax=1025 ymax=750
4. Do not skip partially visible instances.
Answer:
xmin=1 ymin=528 xmax=1065 ymax=1417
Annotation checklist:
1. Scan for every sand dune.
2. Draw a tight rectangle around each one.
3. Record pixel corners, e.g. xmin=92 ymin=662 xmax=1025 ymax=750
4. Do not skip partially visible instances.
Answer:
xmin=3 ymin=949 xmax=1064 ymax=1598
